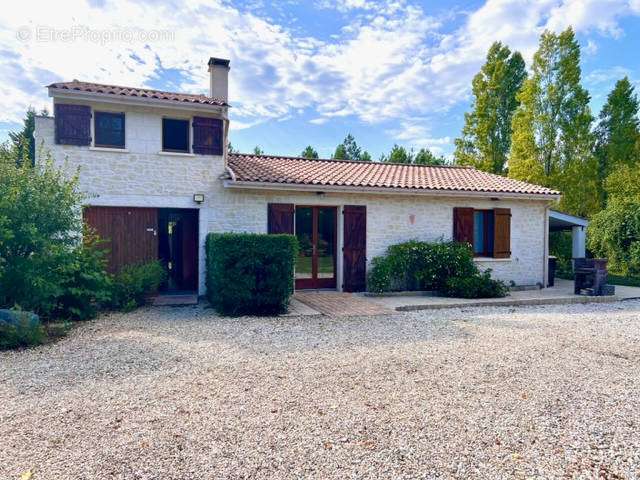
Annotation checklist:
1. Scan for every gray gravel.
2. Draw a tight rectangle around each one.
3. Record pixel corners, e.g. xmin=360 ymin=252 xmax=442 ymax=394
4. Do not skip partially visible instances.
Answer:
xmin=1 ymin=301 xmax=640 ymax=479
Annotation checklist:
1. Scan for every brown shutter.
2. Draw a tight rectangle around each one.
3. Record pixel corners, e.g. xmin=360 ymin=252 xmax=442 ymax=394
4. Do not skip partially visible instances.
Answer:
xmin=453 ymin=207 xmax=474 ymax=245
xmin=493 ymin=208 xmax=511 ymax=258
xmin=268 ymin=203 xmax=294 ymax=234
xmin=343 ymin=205 xmax=366 ymax=292
xmin=55 ymin=104 xmax=91 ymax=145
xmin=192 ymin=116 xmax=223 ymax=155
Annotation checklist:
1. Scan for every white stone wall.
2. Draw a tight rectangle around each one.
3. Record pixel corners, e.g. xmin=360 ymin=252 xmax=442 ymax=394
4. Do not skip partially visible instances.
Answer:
xmin=209 ymin=185 xmax=549 ymax=289
xmin=36 ymin=106 xmax=549 ymax=295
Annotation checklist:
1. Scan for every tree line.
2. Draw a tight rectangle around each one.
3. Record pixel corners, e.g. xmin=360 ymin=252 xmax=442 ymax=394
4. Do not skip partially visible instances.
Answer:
xmin=229 ymin=134 xmax=447 ymax=165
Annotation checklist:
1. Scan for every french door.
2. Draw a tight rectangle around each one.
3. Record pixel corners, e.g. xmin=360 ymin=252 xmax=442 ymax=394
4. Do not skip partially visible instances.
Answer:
xmin=295 ymin=206 xmax=337 ymax=289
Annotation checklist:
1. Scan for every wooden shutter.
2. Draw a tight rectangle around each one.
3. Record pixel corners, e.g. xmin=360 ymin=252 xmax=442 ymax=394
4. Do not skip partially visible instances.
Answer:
xmin=55 ymin=104 xmax=91 ymax=145
xmin=453 ymin=207 xmax=474 ymax=245
xmin=192 ymin=116 xmax=223 ymax=155
xmin=343 ymin=205 xmax=366 ymax=292
xmin=268 ymin=203 xmax=294 ymax=234
xmin=493 ymin=208 xmax=511 ymax=258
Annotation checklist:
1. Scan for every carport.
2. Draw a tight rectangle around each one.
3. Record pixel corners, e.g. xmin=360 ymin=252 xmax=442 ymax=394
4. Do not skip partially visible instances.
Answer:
xmin=548 ymin=209 xmax=589 ymax=260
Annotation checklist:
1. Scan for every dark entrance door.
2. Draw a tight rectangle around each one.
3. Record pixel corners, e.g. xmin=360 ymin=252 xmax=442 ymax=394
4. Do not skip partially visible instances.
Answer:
xmin=343 ymin=205 xmax=367 ymax=292
xmin=295 ymin=206 xmax=337 ymax=289
xmin=83 ymin=206 xmax=158 ymax=273
xmin=158 ymin=209 xmax=199 ymax=292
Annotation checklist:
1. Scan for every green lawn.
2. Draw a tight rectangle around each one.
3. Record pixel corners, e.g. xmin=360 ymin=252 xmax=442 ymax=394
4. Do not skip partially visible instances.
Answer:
xmin=295 ymin=256 xmax=334 ymax=276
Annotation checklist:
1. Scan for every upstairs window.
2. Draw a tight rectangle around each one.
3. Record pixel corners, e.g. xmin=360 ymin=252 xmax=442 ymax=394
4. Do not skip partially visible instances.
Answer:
xmin=55 ymin=104 xmax=91 ymax=145
xmin=162 ymin=118 xmax=190 ymax=153
xmin=94 ymin=111 xmax=125 ymax=148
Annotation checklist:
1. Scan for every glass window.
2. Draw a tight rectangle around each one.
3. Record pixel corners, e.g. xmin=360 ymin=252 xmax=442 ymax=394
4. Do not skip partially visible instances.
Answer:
xmin=162 ymin=118 xmax=190 ymax=153
xmin=473 ymin=211 xmax=484 ymax=254
xmin=94 ymin=112 xmax=125 ymax=148
xmin=473 ymin=210 xmax=494 ymax=256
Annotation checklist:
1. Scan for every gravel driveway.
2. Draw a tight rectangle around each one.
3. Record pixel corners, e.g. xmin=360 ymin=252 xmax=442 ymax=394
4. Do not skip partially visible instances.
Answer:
xmin=2 ymin=301 xmax=639 ymax=479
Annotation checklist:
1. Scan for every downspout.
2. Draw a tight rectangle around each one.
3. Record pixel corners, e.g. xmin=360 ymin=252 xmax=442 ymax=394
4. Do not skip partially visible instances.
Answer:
xmin=225 ymin=165 xmax=236 ymax=181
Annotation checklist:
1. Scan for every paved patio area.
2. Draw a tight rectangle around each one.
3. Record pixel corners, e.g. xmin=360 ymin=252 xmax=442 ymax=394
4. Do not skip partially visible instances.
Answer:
xmin=366 ymin=279 xmax=640 ymax=311
xmin=293 ymin=291 xmax=395 ymax=317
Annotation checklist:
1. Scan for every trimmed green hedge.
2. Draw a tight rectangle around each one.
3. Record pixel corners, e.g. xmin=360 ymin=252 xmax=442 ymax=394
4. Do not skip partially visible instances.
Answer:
xmin=206 ymin=233 xmax=298 ymax=316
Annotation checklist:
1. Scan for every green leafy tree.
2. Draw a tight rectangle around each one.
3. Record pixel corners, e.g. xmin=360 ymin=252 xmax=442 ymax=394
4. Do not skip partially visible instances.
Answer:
xmin=333 ymin=134 xmax=363 ymax=160
xmin=587 ymin=199 xmax=640 ymax=275
xmin=595 ymin=77 xmax=640 ymax=206
xmin=300 ymin=145 xmax=319 ymax=158
xmin=509 ymin=28 xmax=598 ymax=217
xmin=360 ymin=151 xmax=372 ymax=162
xmin=227 ymin=142 xmax=236 ymax=153
xmin=0 ymin=143 xmax=110 ymax=317
xmin=385 ymin=144 xmax=414 ymax=163
xmin=6 ymin=107 xmax=49 ymax=166
xmin=454 ymin=42 xmax=526 ymax=174
xmin=333 ymin=143 xmax=349 ymax=160
xmin=253 ymin=146 xmax=264 ymax=155
xmin=414 ymin=148 xmax=446 ymax=165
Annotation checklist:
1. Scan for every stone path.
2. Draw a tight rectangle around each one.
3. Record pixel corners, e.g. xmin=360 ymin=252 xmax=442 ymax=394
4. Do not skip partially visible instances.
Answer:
xmin=293 ymin=291 xmax=395 ymax=317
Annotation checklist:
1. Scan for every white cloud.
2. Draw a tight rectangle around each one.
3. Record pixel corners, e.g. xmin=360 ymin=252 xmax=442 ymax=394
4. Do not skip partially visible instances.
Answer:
xmin=388 ymin=121 xmax=451 ymax=150
xmin=309 ymin=117 xmax=328 ymax=124
xmin=1 ymin=0 xmax=640 ymax=135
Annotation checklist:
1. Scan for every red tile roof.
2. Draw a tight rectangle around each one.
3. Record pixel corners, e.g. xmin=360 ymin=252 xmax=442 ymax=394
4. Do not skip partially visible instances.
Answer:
xmin=47 ymin=80 xmax=227 ymax=106
xmin=227 ymin=153 xmax=561 ymax=196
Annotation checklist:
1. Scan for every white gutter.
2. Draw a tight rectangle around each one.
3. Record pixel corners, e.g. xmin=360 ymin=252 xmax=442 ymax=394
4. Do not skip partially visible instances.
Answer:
xmin=223 ymin=179 xmax=562 ymax=201
xmin=225 ymin=166 xmax=236 ymax=181
xmin=49 ymin=89 xmax=228 ymax=116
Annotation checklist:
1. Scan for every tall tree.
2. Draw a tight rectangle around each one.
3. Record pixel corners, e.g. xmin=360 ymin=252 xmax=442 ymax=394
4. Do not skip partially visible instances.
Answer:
xmin=453 ymin=42 xmax=526 ymax=174
xmin=333 ymin=134 xmax=365 ymax=161
xmin=509 ymin=28 xmax=598 ymax=217
xmin=594 ymin=76 xmax=640 ymax=206
xmin=8 ymin=107 xmax=48 ymax=166
xmin=360 ymin=151 xmax=372 ymax=162
xmin=385 ymin=144 xmax=414 ymax=163
xmin=253 ymin=146 xmax=264 ymax=155
xmin=414 ymin=148 xmax=446 ymax=165
xmin=300 ymin=145 xmax=319 ymax=158
xmin=227 ymin=142 xmax=236 ymax=153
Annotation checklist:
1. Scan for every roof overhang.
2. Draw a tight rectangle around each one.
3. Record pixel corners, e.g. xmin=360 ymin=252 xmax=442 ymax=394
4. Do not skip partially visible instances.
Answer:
xmin=48 ymin=88 xmax=228 ymax=115
xmin=548 ymin=209 xmax=588 ymax=231
xmin=223 ymin=179 xmax=562 ymax=201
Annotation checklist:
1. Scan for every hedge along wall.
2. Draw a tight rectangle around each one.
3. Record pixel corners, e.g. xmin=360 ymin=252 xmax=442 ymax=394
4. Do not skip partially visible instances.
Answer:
xmin=205 ymin=233 xmax=298 ymax=316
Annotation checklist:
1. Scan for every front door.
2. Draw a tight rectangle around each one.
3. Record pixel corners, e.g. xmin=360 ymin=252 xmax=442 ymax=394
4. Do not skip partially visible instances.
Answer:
xmin=158 ymin=209 xmax=199 ymax=292
xmin=295 ymin=206 xmax=337 ymax=289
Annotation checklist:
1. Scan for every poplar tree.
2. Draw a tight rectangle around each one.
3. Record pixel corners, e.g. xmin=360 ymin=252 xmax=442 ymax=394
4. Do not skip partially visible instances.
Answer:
xmin=595 ymin=76 xmax=640 ymax=206
xmin=509 ymin=28 xmax=598 ymax=217
xmin=454 ymin=42 xmax=526 ymax=174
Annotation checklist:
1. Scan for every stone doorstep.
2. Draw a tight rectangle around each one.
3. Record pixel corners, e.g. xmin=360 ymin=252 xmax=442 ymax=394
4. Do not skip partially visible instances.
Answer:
xmin=395 ymin=295 xmax=621 ymax=311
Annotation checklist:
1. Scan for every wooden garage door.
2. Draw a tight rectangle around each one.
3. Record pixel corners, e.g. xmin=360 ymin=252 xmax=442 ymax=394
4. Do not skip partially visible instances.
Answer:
xmin=83 ymin=206 xmax=158 ymax=273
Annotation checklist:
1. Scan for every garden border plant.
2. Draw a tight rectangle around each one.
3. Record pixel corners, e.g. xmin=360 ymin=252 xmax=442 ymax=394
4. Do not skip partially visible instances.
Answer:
xmin=367 ymin=239 xmax=508 ymax=298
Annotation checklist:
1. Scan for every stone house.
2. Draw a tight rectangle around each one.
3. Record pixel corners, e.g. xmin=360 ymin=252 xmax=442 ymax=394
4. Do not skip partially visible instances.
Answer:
xmin=34 ymin=57 xmax=561 ymax=296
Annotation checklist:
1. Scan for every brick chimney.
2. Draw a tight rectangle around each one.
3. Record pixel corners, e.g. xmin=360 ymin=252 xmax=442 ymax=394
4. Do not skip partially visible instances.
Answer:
xmin=208 ymin=57 xmax=230 ymax=103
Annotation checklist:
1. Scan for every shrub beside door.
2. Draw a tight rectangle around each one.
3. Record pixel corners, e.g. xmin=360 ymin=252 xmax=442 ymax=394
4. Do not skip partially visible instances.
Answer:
xmin=205 ymin=233 xmax=298 ymax=316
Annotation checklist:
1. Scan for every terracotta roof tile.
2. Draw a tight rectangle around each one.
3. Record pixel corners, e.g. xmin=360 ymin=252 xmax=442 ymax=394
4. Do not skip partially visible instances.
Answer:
xmin=47 ymin=80 xmax=228 ymax=106
xmin=227 ymin=153 xmax=561 ymax=196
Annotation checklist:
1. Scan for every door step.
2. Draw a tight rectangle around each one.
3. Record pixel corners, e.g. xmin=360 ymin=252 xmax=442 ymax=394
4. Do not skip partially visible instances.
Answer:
xmin=152 ymin=294 xmax=199 ymax=306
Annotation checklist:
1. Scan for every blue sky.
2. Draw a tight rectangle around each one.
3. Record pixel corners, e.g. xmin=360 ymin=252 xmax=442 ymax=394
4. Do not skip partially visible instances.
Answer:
xmin=1 ymin=0 xmax=640 ymax=159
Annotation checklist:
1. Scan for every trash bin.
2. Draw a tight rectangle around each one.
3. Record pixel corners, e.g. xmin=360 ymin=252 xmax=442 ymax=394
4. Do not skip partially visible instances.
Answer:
xmin=548 ymin=256 xmax=557 ymax=287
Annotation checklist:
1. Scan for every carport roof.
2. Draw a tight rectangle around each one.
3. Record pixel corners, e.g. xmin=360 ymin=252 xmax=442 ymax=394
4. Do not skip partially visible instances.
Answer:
xmin=549 ymin=209 xmax=588 ymax=231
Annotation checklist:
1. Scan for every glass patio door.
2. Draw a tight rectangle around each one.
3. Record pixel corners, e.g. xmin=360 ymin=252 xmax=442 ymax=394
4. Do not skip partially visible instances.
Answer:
xmin=295 ymin=206 xmax=337 ymax=289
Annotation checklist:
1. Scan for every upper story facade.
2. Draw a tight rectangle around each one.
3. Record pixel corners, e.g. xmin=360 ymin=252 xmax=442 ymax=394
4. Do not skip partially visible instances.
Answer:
xmin=34 ymin=57 xmax=231 ymax=202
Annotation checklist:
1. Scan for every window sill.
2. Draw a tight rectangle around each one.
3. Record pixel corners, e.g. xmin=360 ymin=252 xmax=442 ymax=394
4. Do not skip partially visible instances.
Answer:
xmin=90 ymin=146 xmax=129 ymax=153
xmin=158 ymin=151 xmax=195 ymax=157
xmin=474 ymin=257 xmax=512 ymax=262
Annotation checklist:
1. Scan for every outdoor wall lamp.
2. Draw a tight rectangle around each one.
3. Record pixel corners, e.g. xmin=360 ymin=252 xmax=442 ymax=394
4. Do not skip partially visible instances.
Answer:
xmin=193 ymin=193 xmax=205 ymax=204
